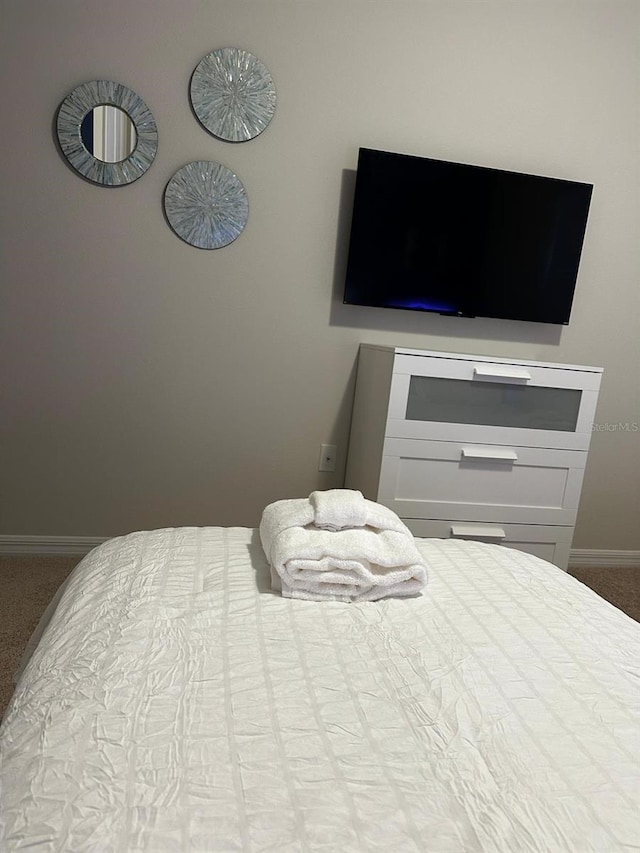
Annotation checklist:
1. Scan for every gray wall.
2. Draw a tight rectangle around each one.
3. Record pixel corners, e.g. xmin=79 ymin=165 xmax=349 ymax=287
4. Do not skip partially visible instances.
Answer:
xmin=2 ymin=0 xmax=639 ymax=549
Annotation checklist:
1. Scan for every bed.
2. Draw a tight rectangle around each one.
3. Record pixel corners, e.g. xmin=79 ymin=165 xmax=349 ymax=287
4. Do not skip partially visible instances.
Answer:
xmin=1 ymin=526 xmax=639 ymax=851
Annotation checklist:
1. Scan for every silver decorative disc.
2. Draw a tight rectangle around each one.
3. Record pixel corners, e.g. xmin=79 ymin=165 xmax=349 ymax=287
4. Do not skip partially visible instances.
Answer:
xmin=164 ymin=161 xmax=249 ymax=249
xmin=190 ymin=48 xmax=276 ymax=142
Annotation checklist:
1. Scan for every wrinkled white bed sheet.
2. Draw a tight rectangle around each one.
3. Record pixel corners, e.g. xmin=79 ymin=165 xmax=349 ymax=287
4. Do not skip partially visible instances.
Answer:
xmin=1 ymin=527 xmax=638 ymax=852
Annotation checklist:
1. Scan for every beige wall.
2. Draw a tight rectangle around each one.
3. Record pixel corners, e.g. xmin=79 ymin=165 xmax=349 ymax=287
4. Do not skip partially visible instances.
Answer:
xmin=2 ymin=0 xmax=638 ymax=549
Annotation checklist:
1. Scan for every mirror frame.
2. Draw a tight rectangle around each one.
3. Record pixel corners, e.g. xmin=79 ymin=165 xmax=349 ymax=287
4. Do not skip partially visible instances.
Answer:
xmin=56 ymin=80 xmax=158 ymax=186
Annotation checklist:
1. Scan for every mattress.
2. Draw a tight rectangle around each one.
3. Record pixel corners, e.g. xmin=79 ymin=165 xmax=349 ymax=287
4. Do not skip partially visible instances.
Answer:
xmin=1 ymin=527 xmax=638 ymax=852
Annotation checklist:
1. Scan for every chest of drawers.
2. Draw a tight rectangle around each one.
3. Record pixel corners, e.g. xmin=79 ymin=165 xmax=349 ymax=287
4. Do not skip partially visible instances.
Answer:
xmin=345 ymin=345 xmax=603 ymax=569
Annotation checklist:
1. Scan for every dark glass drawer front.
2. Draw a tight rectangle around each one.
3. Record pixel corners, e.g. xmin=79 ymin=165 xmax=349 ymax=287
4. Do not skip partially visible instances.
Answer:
xmin=405 ymin=376 xmax=582 ymax=432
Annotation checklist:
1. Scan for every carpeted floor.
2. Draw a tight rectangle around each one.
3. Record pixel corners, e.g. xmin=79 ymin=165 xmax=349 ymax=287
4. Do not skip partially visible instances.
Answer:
xmin=0 ymin=555 xmax=638 ymax=720
xmin=0 ymin=556 xmax=80 ymax=720
xmin=570 ymin=564 xmax=640 ymax=624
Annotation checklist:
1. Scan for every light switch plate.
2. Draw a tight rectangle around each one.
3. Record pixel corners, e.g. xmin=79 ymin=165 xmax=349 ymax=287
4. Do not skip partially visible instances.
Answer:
xmin=318 ymin=444 xmax=337 ymax=472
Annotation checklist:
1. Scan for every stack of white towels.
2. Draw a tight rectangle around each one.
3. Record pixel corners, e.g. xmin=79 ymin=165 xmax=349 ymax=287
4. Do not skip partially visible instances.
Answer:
xmin=259 ymin=489 xmax=428 ymax=603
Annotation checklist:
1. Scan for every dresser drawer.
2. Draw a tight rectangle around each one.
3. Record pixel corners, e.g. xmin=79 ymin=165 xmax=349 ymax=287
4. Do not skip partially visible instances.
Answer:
xmin=392 ymin=352 xmax=602 ymax=390
xmin=378 ymin=438 xmax=587 ymax=525
xmin=404 ymin=517 xmax=573 ymax=570
xmin=386 ymin=354 xmax=600 ymax=450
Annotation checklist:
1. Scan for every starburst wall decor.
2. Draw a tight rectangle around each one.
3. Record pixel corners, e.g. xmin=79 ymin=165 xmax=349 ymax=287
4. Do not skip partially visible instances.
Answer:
xmin=163 ymin=161 xmax=249 ymax=249
xmin=190 ymin=48 xmax=277 ymax=142
xmin=162 ymin=47 xmax=277 ymax=248
xmin=53 ymin=48 xmax=276 ymax=248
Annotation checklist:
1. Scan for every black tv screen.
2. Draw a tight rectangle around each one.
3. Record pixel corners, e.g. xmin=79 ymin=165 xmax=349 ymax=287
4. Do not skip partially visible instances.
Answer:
xmin=343 ymin=148 xmax=593 ymax=325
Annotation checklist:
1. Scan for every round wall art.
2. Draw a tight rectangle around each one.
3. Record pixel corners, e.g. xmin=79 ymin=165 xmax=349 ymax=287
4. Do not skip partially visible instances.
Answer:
xmin=163 ymin=161 xmax=249 ymax=249
xmin=190 ymin=47 xmax=276 ymax=142
xmin=56 ymin=80 xmax=158 ymax=186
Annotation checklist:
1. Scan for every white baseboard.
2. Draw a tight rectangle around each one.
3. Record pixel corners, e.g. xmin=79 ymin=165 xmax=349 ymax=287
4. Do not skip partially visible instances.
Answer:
xmin=568 ymin=549 xmax=640 ymax=569
xmin=0 ymin=536 xmax=109 ymax=556
xmin=1 ymin=536 xmax=639 ymax=569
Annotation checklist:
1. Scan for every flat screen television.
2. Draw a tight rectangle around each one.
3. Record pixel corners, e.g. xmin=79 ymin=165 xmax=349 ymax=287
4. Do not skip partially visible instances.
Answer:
xmin=343 ymin=148 xmax=593 ymax=325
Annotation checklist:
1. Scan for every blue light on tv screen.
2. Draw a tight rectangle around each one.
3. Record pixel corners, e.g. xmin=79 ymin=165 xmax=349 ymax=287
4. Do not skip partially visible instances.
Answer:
xmin=386 ymin=298 xmax=460 ymax=313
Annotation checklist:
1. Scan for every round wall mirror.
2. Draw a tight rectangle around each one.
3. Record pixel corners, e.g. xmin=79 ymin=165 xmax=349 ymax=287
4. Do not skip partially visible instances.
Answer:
xmin=79 ymin=105 xmax=137 ymax=163
xmin=56 ymin=80 xmax=158 ymax=186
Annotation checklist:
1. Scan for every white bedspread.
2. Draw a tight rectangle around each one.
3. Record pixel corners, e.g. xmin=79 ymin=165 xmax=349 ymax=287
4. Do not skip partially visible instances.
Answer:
xmin=1 ymin=527 xmax=638 ymax=852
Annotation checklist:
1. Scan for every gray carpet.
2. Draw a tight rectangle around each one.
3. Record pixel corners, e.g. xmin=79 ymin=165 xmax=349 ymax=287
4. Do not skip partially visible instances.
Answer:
xmin=569 ymin=564 xmax=640 ymax=622
xmin=0 ymin=556 xmax=79 ymax=719
xmin=0 ymin=555 xmax=638 ymax=720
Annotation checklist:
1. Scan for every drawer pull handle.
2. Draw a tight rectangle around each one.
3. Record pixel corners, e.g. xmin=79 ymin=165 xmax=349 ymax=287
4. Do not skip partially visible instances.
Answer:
xmin=450 ymin=524 xmax=507 ymax=540
xmin=473 ymin=365 xmax=531 ymax=382
xmin=461 ymin=447 xmax=518 ymax=462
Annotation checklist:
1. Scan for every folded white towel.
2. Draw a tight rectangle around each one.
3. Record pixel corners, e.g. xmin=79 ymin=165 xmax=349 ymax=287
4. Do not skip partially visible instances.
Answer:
xmin=310 ymin=489 xmax=367 ymax=530
xmin=269 ymin=527 xmax=427 ymax=602
xmin=260 ymin=496 xmax=427 ymax=602
xmin=259 ymin=493 xmax=414 ymax=562
xmin=259 ymin=497 xmax=314 ymax=548
xmin=263 ymin=489 xmax=411 ymax=536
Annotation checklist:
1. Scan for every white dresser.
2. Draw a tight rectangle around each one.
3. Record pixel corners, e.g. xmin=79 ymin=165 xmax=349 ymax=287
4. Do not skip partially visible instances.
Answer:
xmin=345 ymin=345 xmax=603 ymax=569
